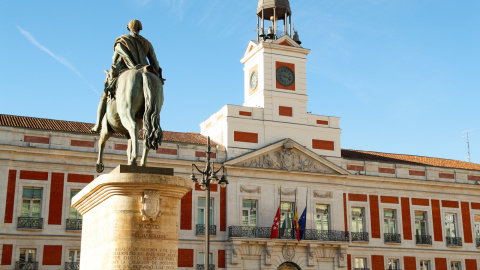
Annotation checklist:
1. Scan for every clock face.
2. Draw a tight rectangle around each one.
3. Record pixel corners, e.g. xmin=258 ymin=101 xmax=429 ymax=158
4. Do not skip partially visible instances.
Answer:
xmin=276 ymin=66 xmax=295 ymax=87
xmin=250 ymin=70 xmax=258 ymax=90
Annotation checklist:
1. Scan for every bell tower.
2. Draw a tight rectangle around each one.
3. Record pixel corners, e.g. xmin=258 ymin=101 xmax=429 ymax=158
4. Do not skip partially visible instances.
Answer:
xmin=200 ymin=0 xmax=342 ymax=159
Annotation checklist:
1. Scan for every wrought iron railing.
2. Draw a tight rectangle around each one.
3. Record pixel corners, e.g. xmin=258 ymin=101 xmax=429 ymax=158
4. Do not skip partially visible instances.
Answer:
xmin=197 ymin=264 xmax=215 ymax=270
xmin=351 ymin=232 xmax=369 ymax=242
xmin=15 ymin=261 xmax=38 ymax=270
xmin=65 ymin=262 xmax=80 ymax=270
xmin=196 ymin=224 xmax=217 ymax=236
xmin=415 ymin=234 xmax=432 ymax=245
xmin=446 ymin=237 xmax=462 ymax=247
xmin=384 ymin=233 xmax=401 ymax=243
xmin=228 ymin=226 xmax=349 ymax=242
xmin=476 ymin=237 xmax=480 ymax=248
xmin=17 ymin=217 xmax=43 ymax=229
xmin=66 ymin=219 xmax=82 ymax=231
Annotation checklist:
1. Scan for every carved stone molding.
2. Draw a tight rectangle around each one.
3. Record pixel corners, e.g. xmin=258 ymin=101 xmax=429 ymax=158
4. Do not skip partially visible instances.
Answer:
xmin=282 ymin=245 xmax=295 ymax=261
xmin=240 ymin=185 xmax=261 ymax=194
xmin=307 ymin=244 xmax=317 ymax=267
xmin=140 ymin=190 xmax=161 ymax=221
xmin=265 ymin=243 xmax=274 ymax=265
xmin=338 ymin=247 xmax=347 ymax=267
xmin=278 ymin=188 xmax=296 ymax=196
xmin=231 ymin=244 xmax=241 ymax=265
xmin=239 ymin=149 xmax=333 ymax=173
xmin=313 ymin=191 xmax=333 ymax=199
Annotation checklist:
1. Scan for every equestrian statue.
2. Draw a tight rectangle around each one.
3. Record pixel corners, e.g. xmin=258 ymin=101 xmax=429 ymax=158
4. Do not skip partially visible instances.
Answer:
xmin=92 ymin=19 xmax=165 ymax=173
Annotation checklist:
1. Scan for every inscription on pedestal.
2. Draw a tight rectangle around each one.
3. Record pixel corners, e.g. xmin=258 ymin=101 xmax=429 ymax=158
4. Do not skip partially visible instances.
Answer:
xmin=108 ymin=247 xmax=177 ymax=269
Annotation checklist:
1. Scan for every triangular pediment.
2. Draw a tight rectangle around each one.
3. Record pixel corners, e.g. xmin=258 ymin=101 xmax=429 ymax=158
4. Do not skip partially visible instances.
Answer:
xmin=272 ymin=35 xmax=301 ymax=48
xmin=243 ymin=41 xmax=259 ymax=57
xmin=225 ymin=139 xmax=349 ymax=175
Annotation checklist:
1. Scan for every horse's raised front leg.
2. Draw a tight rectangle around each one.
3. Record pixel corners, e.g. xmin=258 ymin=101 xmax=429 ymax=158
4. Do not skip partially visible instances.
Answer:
xmin=141 ymin=139 xmax=149 ymax=167
xmin=96 ymin=123 xmax=112 ymax=173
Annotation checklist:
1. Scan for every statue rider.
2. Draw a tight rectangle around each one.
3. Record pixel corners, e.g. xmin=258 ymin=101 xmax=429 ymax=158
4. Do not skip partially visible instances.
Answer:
xmin=91 ymin=19 xmax=163 ymax=132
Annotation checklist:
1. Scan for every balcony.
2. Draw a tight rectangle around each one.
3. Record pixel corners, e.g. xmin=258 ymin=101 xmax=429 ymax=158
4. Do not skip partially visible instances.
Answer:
xmin=17 ymin=217 xmax=43 ymax=229
xmin=66 ymin=219 xmax=82 ymax=231
xmin=15 ymin=261 xmax=38 ymax=270
xmin=65 ymin=262 xmax=80 ymax=270
xmin=351 ymin=232 xmax=369 ymax=242
xmin=196 ymin=224 xmax=217 ymax=236
xmin=446 ymin=237 xmax=462 ymax=247
xmin=197 ymin=264 xmax=215 ymax=270
xmin=384 ymin=233 xmax=401 ymax=243
xmin=415 ymin=234 xmax=432 ymax=245
xmin=228 ymin=226 xmax=349 ymax=242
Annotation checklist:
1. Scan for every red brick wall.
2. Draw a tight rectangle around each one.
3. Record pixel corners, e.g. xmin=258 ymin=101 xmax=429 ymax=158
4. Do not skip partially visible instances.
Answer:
xmin=401 ymin=197 xmax=412 ymax=240
xmin=343 ymin=193 xmax=348 ymax=231
xmin=379 ymin=167 xmax=395 ymax=174
xmin=279 ymin=106 xmax=293 ymax=117
xmin=347 ymin=254 xmax=351 ymax=270
xmin=220 ymin=187 xmax=226 ymax=232
xmin=348 ymin=194 xmax=368 ymax=202
xmin=403 ymin=256 xmax=416 ymax=270
xmin=20 ymin=170 xmax=48 ymax=180
xmin=115 ymin=144 xmax=128 ymax=151
xmin=71 ymin=140 xmax=94 ymax=148
xmin=234 ymin=131 xmax=258 ymax=143
xmin=435 ymin=258 xmax=447 ymax=270
xmin=178 ymin=249 xmax=194 ymax=267
xmin=370 ymin=195 xmax=380 ymax=238
xmin=439 ymin=173 xmax=454 ymax=179
xmin=316 ymin=120 xmax=329 ymax=125
xmin=381 ymin=196 xmax=399 ymax=204
xmin=442 ymin=200 xmax=459 ymax=208
xmin=312 ymin=139 xmax=334 ymax=151
xmin=465 ymin=259 xmax=478 ymax=270
xmin=347 ymin=165 xmax=364 ymax=171
xmin=157 ymin=148 xmax=178 ymax=155
xmin=24 ymin=135 xmax=49 ymax=144
xmin=43 ymin=245 xmax=62 ymax=265
xmin=1 ymin=244 xmax=13 ymax=265
xmin=218 ymin=250 xmax=225 ymax=268
xmin=432 ymin=200 xmax=443 ymax=241
xmin=371 ymin=255 xmax=384 ymax=270
xmin=461 ymin=202 xmax=473 ymax=243
xmin=468 ymin=175 xmax=480 ymax=181
xmin=195 ymin=151 xmax=216 ymax=158
xmin=239 ymin=111 xmax=252 ymax=116
xmin=67 ymin=174 xmax=94 ymax=183
xmin=472 ymin=202 xmax=480 ymax=210
xmin=180 ymin=191 xmax=192 ymax=230
xmin=48 ymin=173 xmax=64 ymax=225
xmin=409 ymin=170 xmax=425 ymax=176
xmin=4 ymin=170 xmax=16 ymax=223
xmin=412 ymin=198 xmax=429 ymax=206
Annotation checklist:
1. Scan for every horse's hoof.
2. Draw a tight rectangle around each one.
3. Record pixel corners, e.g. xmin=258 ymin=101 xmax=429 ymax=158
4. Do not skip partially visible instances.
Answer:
xmin=96 ymin=163 xmax=104 ymax=173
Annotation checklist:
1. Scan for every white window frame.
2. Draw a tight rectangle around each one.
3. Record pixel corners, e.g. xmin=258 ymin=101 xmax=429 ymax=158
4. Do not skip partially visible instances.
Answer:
xmin=414 ymin=210 xmax=429 ymax=236
xmin=419 ymin=259 xmax=431 ymax=270
xmin=386 ymin=258 xmax=401 ymax=270
xmin=241 ymin=199 xmax=258 ymax=227
xmin=449 ymin=260 xmax=462 ymax=270
xmin=383 ymin=208 xmax=398 ymax=235
xmin=351 ymin=207 xmax=366 ymax=233
xmin=16 ymin=182 xmax=49 ymax=223
xmin=315 ymin=204 xmax=330 ymax=232
xmin=353 ymin=257 xmax=368 ymax=269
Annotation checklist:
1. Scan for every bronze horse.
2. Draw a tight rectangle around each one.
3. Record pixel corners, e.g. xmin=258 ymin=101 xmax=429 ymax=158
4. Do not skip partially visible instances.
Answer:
xmin=95 ymin=68 xmax=163 ymax=172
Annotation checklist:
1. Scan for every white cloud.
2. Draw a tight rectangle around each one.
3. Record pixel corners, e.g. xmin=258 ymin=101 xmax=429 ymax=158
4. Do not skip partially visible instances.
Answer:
xmin=17 ymin=25 xmax=100 ymax=96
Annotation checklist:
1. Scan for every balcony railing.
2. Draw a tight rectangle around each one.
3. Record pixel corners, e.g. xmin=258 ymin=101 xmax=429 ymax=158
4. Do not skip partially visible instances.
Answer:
xmin=196 ymin=224 xmax=217 ymax=236
xmin=476 ymin=238 xmax=480 ymax=248
xmin=351 ymin=232 xmax=369 ymax=242
xmin=65 ymin=262 xmax=80 ymax=270
xmin=15 ymin=261 xmax=38 ymax=270
xmin=17 ymin=217 xmax=43 ymax=229
xmin=384 ymin=233 xmax=401 ymax=243
xmin=197 ymin=264 xmax=215 ymax=270
xmin=415 ymin=234 xmax=432 ymax=245
xmin=446 ymin=237 xmax=462 ymax=247
xmin=228 ymin=226 xmax=349 ymax=242
xmin=66 ymin=219 xmax=82 ymax=231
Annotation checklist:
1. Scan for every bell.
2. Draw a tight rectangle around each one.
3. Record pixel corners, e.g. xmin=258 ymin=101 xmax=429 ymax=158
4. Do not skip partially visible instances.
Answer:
xmin=267 ymin=26 xmax=274 ymax=39
xmin=259 ymin=28 xmax=266 ymax=38
xmin=293 ymin=30 xmax=302 ymax=45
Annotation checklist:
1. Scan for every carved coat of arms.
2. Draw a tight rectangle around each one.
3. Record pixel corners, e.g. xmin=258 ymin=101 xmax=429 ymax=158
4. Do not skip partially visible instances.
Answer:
xmin=140 ymin=190 xmax=161 ymax=221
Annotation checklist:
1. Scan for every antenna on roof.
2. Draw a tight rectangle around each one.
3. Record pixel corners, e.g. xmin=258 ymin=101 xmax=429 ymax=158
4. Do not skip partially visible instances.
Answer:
xmin=462 ymin=129 xmax=473 ymax=162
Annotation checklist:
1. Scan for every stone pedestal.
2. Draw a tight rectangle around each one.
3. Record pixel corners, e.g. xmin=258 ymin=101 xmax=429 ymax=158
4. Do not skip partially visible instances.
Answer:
xmin=72 ymin=165 xmax=192 ymax=270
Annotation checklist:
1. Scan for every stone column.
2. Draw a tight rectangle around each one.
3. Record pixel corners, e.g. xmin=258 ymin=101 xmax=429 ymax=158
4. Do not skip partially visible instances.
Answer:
xmin=72 ymin=165 xmax=192 ymax=270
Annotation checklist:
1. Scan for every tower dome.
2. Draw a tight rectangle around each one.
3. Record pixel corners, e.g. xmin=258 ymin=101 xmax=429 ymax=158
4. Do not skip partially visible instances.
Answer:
xmin=257 ymin=0 xmax=291 ymax=20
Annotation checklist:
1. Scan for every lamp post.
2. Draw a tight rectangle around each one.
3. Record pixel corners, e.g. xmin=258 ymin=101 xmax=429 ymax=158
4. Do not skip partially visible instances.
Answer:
xmin=190 ymin=137 xmax=228 ymax=270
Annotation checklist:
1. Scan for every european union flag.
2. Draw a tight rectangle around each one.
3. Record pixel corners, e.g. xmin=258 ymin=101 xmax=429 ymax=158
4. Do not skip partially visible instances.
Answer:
xmin=298 ymin=207 xmax=307 ymax=240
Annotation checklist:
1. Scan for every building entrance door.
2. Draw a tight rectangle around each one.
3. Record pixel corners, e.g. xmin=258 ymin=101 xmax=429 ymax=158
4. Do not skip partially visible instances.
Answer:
xmin=278 ymin=262 xmax=301 ymax=270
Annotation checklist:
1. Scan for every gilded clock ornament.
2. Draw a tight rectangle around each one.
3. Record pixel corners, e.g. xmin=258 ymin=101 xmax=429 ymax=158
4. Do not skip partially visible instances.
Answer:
xmin=276 ymin=66 xmax=295 ymax=86
xmin=250 ymin=70 xmax=258 ymax=90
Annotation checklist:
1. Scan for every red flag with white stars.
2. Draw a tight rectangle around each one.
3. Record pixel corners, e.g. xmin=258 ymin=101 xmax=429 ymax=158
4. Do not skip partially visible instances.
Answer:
xmin=270 ymin=206 xmax=281 ymax=239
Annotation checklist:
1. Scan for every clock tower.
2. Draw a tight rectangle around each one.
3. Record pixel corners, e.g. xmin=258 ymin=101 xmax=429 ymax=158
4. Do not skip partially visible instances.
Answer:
xmin=200 ymin=0 xmax=342 ymax=159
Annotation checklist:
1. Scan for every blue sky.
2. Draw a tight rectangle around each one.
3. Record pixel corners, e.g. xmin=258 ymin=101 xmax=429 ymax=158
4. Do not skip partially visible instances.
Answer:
xmin=1 ymin=0 xmax=479 ymax=162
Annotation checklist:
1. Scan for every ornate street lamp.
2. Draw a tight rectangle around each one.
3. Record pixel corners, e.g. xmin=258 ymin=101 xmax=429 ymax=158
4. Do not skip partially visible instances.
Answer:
xmin=190 ymin=136 xmax=228 ymax=269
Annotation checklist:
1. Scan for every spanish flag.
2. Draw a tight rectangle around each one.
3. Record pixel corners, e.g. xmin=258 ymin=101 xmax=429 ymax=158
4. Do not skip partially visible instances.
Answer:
xmin=293 ymin=206 xmax=300 ymax=242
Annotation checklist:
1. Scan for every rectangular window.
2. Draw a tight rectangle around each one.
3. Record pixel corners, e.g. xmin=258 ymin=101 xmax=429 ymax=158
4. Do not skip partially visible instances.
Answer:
xmin=415 ymin=211 xmax=428 ymax=236
xmin=68 ymin=250 xmax=80 ymax=263
xmin=18 ymin=249 xmax=37 ymax=269
xmin=387 ymin=259 xmax=399 ymax=270
xmin=354 ymin=257 xmax=367 ymax=269
xmin=316 ymin=204 xmax=329 ymax=231
xmin=445 ymin=213 xmax=457 ymax=237
xmin=420 ymin=260 xmax=430 ymax=270
xmin=280 ymin=202 xmax=294 ymax=229
xmin=21 ymin=188 xmax=42 ymax=218
xmin=198 ymin=253 xmax=213 ymax=267
xmin=197 ymin=198 xmax=214 ymax=225
xmin=69 ymin=190 xmax=82 ymax=220
xmin=450 ymin=261 xmax=461 ymax=270
xmin=351 ymin=207 xmax=365 ymax=233
xmin=384 ymin=209 xmax=397 ymax=234
xmin=242 ymin=200 xmax=257 ymax=227
xmin=474 ymin=215 xmax=480 ymax=240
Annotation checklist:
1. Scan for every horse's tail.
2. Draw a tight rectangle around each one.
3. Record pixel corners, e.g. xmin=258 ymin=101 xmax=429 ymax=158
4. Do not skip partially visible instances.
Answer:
xmin=142 ymin=72 xmax=163 ymax=150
